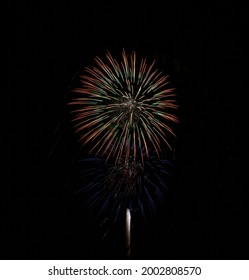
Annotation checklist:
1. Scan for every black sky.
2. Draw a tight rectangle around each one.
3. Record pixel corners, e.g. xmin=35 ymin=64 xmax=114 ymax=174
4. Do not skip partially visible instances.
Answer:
xmin=5 ymin=1 xmax=249 ymax=260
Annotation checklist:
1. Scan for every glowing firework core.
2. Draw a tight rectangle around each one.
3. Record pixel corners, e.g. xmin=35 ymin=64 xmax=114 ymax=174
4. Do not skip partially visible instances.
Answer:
xmin=120 ymin=97 xmax=136 ymax=111
xmin=117 ymin=96 xmax=140 ymax=125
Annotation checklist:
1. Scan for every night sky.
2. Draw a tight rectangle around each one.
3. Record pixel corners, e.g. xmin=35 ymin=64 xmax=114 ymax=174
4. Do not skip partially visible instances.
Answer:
xmin=5 ymin=1 xmax=248 ymax=260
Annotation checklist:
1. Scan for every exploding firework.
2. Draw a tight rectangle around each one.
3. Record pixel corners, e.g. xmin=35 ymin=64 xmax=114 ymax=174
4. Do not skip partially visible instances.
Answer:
xmin=69 ymin=49 xmax=178 ymax=165
xmin=77 ymin=148 xmax=172 ymax=222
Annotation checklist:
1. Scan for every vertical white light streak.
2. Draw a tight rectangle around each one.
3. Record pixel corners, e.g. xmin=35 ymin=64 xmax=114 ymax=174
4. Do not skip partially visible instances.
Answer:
xmin=125 ymin=208 xmax=131 ymax=257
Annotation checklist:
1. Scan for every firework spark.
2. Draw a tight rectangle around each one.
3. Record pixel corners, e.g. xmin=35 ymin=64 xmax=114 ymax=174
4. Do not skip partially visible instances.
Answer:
xmin=69 ymin=49 xmax=178 ymax=165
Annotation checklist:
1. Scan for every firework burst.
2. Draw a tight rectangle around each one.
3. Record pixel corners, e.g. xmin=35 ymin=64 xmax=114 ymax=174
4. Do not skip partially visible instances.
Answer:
xmin=69 ymin=49 xmax=178 ymax=165
xmin=77 ymin=149 xmax=172 ymax=222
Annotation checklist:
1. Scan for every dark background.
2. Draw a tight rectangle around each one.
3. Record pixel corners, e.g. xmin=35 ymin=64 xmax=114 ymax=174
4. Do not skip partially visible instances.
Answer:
xmin=4 ymin=1 xmax=248 ymax=259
